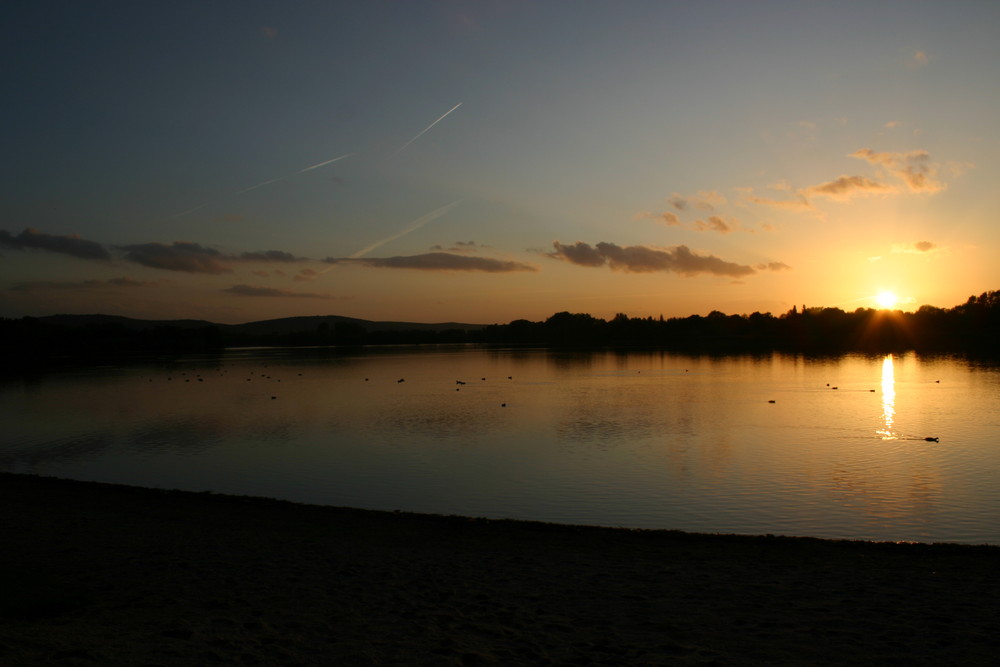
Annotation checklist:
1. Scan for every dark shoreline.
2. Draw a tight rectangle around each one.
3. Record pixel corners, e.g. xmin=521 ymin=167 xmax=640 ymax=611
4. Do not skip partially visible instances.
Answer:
xmin=3 ymin=472 xmax=1000 ymax=665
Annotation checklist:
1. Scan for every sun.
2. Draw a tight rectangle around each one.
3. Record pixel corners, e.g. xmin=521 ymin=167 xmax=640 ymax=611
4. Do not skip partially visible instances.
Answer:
xmin=875 ymin=290 xmax=899 ymax=309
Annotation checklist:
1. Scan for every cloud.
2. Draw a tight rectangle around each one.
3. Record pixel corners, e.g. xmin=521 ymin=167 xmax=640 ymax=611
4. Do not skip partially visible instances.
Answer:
xmin=119 ymin=242 xmax=304 ymax=274
xmin=545 ymin=241 xmax=606 ymax=267
xmin=892 ymin=240 xmax=941 ymax=255
xmin=293 ymin=268 xmax=318 ymax=282
xmin=744 ymin=147 xmax=953 ymax=216
xmin=850 ymin=148 xmax=944 ymax=193
xmin=429 ymin=241 xmax=490 ymax=253
xmin=240 ymin=250 xmax=303 ymax=262
xmin=638 ymin=209 xmax=747 ymax=234
xmin=745 ymin=193 xmax=816 ymax=212
xmin=755 ymin=261 xmax=791 ymax=271
xmin=10 ymin=277 xmax=156 ymax=291
xmin=694 ymin=216 xmax=738 ymax=234
xmin=223 ymin=284 xmax=333 ymax=299
xmin=801 ymin=175 xmax=895 ymax=201
xmin=668 ymin=191 xmax=725 ymax=212
xmin=548 ymin=241 xmax=757 ymax=278
xmin=0 ymin=228 xmax=111 ymax=260
xmin=636 ymin=210 xmax=682 ymax=226
xmin=120 ymin=241 xmax=232 ymax=274
xmin=327 ymin=252 xmax=537 ymax=273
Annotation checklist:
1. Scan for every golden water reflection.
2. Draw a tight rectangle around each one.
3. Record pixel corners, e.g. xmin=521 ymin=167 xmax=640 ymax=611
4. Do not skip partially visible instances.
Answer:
xmin=878 ymin=354 xmax=896 ymax=439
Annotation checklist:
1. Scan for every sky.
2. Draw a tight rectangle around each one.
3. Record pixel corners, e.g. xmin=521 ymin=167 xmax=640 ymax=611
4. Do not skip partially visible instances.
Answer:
xmin=2 ymin=1 xmax=999 ymax=325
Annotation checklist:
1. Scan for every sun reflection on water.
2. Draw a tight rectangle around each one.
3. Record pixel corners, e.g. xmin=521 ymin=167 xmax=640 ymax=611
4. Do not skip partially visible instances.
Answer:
xmin=878 ymin=354 xmax=896 ymax=440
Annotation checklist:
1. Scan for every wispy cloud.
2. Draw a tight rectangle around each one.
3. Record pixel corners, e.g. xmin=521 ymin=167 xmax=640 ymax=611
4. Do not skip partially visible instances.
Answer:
xmin=756 ymin=261 xmax=791 ymax=271
xmin=429 ymin=240 xmax=490 ymax=253
xmin=327 ymin=252 xmax=537 ymax=273
xmin=293 ymin=268 xmax=318 ymax=282
xmin=850 ymin=148 xmax=944 ymax=193
xmin=668 ymin=191 xmax=726 ymax=212
xmin=694 ymin=216 xmax=739 ymax=234
xmin=637 ymin=209 xmax=750 ymax=234
xmin=744 ymin=192 xmax=816 ymax=212
xmin=801 ymin=175 xmax=896 ymax=201
xmin=743 ymin=146 xmax=954 ymax=216
xmin=0 ymin=228 xmax=111 ymax=261
xmin=635 ymin=210 xmax=682 ymax=226
xmin=547 ymin=241 xmax=770 ymax=278
xmin=223 ymin=284 xmax=334 ymax=299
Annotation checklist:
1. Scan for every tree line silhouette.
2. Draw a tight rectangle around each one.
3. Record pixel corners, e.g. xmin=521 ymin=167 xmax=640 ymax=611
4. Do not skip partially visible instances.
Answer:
xmin=2 ymin=290 xmax=998 ymax=363
xmin=478 ymin=291 xmax=999 ymax=352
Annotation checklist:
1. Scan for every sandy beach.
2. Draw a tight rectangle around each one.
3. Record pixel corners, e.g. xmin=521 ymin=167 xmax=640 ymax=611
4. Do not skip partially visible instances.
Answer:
xmin=2 ymin=472 xmax=998 ymax=665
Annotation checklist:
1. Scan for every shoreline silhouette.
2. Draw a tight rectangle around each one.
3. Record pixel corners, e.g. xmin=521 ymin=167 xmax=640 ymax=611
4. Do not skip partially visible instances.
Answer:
xmin=2 ymin=472 xmax=998 ymax=665
xmin=2 ymin=290 xmax=998 ymax=362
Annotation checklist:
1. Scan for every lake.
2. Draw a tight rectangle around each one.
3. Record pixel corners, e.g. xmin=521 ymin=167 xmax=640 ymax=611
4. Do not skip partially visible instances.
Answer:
xmin=3 ymin=346 xmax=999 ymax=544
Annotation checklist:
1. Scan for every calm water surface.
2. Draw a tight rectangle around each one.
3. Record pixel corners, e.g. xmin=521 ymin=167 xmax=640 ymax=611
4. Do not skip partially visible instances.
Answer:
xmin=3 ymin=347 xmax=999 ymax=544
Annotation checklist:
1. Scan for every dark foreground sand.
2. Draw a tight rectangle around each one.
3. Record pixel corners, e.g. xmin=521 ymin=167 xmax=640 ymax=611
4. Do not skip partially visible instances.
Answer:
xmin=2 ymin=473 xmax=999 ymax=666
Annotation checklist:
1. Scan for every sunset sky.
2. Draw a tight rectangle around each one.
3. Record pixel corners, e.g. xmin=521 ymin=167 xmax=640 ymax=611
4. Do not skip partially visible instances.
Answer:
xmin=2 ymin=1 xmax=998 ymax=324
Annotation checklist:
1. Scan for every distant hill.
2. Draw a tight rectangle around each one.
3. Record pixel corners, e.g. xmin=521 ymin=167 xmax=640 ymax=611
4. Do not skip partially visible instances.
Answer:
xmin=226 ymin=315 xmax=485 ymax=336
xmin=34 ymin=313 xmax=486 ymax=335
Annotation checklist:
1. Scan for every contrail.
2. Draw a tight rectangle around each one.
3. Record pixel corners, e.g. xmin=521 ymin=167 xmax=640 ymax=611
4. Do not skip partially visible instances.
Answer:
xmin=165 ymin=204 xmax=207 ymax=219
xmin=168 ymin=152 xmax=353 ymax=216
xmin=349 ymin=200 xmax=462 ymax=258
xmin=237 ymin=176 xmax=287 ymax=195
xmin=392 ymin=103 xmax=463 ymax=156
xmin=238 ymin=153 xmax=353 ymax=194
xmin=298 ymin=153 xmax=353 ymax=173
